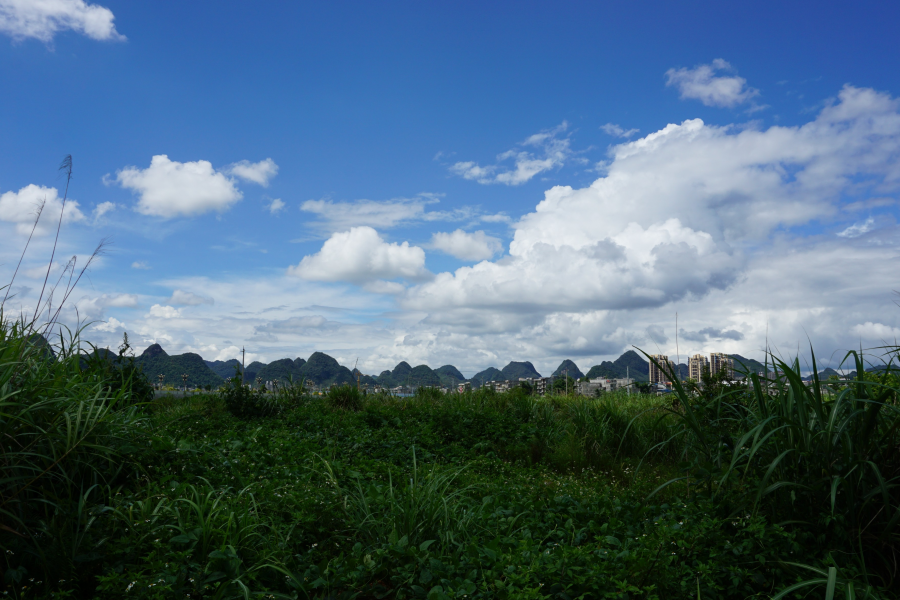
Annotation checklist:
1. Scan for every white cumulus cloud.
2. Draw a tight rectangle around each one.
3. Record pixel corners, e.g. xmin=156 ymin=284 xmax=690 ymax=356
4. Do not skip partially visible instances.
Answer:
xmin=288 ymin=226 xmax=429 ymax=284
xmin=450 ymin=122 xmax=572 ymax=185
xmin=115 ymin=155 xmax=243 ymax=218
xmin=226 ymin=158 xmax=279 ymax=187
xmin=267 ymin=198 xmax=285 ymax=214
xmin=430 ymin=230 xmax=503 ymax=261
xmin=405 ymin=86 xmax=900 ymax=332
xmin=93 ymin=317 xmax=126 ymax=333
xmin=665 ymin=59 xmax=759 ymax=108
xmin=147 ymin=304 xmax=182 ymax=319
xmin=0 ymin=0 xmax=124 ymax=42
xmin=0 ymin=184 xmax=85 ymax=235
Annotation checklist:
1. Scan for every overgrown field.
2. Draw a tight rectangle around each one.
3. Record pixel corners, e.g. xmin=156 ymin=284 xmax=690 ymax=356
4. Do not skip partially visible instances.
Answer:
xmin=2 ymin=324 xmax=899 ymax=599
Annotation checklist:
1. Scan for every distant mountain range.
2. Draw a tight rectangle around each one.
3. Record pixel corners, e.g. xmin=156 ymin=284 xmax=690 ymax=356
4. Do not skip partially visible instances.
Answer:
xmin=131 ymin=343 xmax=776 ymax=389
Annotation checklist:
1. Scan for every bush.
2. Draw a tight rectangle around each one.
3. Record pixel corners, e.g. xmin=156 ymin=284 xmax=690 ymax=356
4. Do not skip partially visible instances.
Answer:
xmin=326 ymin=384 xmax=364 ymax=411
xmin=220 ymin=371 xmax=282 ymax=418
xmin=650 ymin=347 xmax=900 ymax=594
xmin=0 ymin=317 xmax=145 ymax=590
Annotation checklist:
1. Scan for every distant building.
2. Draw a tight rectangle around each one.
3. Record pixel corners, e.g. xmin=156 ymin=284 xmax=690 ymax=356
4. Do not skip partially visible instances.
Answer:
xmin=519 ymin=377 xmax=550 ymax=395
xmin=458 ymin=381 xmax=471 ymax=393
xmin=575 ymin=377 xmax=635 ymax=396
xmin=709 ymin=353 xmax=734 ymax=379
xmin=648 ymin=354 xmax=673 ymax=385
xmin=689 ymin=354 xmax=709 ymax=381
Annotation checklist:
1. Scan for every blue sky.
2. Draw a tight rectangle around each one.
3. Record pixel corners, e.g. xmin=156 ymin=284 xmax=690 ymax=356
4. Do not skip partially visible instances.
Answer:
xmin=2 ymin=1 xmax=899 ymax=376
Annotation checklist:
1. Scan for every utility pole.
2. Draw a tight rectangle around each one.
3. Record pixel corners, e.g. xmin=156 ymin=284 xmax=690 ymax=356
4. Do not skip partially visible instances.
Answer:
xmin=241 ymin=347 xmax=245 ymax=387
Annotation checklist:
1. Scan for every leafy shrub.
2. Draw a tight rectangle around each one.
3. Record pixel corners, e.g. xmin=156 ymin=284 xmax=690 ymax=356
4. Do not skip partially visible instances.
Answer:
xmin=326 ymin=384 xmax=364 ymax=411
xmin=649 ymin=347 xmax=900 ymax=594
xmin=220 ymin=371 xmax=282 ymax=418
xmin=0 ymin=317 xmax=145 ymax=591
xmin=80 ymin=333 xmax=154 ymax=407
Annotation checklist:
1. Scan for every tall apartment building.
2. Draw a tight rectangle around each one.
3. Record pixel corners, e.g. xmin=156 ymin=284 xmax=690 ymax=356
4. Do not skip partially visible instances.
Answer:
xmin=689 ymin=354 xmax=710 ymax=381
xmin=648 ymin=354 xmax=673 ymax=384
xmin=709 ymin=352 xmax=734 ymax=379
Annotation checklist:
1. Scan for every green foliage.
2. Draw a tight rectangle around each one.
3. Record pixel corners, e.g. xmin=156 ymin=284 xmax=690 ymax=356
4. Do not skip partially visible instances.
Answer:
xmin=551 ymin=374 xmax=575 ymax=394
xmin=80 ymin=333 xmax=154 ymax=406
xmin=326 ymin=384 xmax=364 ymax=411
xmin=0 ymin=315 xmax=146 ymax=592
xmin=4 ymin=302 xmax=897 ymax=597
xmin=647 ymin=346 xmax=900 ymax=594
xmin=220 ymin=370 xmax=286 ymax=418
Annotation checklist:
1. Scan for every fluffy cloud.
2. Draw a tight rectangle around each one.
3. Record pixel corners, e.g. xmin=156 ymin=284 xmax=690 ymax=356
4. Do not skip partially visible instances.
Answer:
xmin=115 ymin=155 xmax=243 ymax=218
xmin=288 ymin=226 xmax=429 ymax=283
xmin=267 ymin=198 xmax=285 ymax=214
xmin=0 ymin=184 xmax=85 ymax=234
xmin=0 ymin=0 xmax=124 ymax=42
xmin=226 ymin=158 xmax=279 ymax=187
xmin=665 ymin=59 xmax=759 ymax=108
xmin=601 ymin=123 xmax=639 ymax=138
xmin=429 ymin=230 xmax=503 ymax=261
xmin=147 ymin=304 xmax=182 ymax=319
xmin=450 ymin=122 xmax=572 ymax=185
xmin=168 ymin=290 xmax=214 ymax=306
xmin=93 ymin=316 xmax=126 ymax=333
xmin=405 ymin=86 xmax=900 ymax=333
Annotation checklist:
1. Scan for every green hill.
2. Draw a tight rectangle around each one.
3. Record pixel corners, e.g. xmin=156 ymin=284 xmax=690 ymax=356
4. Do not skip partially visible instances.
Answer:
xmin=242 ymin=361 xmax=266 ymax=383
xmin=135 ymin=344 xmax=223 ymax=388
xmin=500 ymin=361 xmax=542 ymax=380
xmin=551 ymin=359 xmax=584 ymax=379
xmin=408 ymin=365 xmax=442 ymax=387
xmin=300 ymin=352 xmax=354 ymax=387
xmin=255 ymin=358 xmax=306 ymax=383
xmin=435 ymin=365 xmax=466 ymax=387
xmin=730 ymin=354 xmax=767 ymax=377
xmin=205 ymin=358 xmax=242 ymax=379
xmin=470 ymin=367 xmax=503 ymax=388
xmin=585 ymin=350 xmax=649 ymax=381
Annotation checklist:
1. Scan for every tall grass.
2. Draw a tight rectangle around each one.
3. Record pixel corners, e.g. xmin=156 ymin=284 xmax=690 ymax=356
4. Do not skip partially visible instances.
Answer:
xmin=646 ymin=347 xmax=900 ymax=594
xmin=0 ymin=315 xmax=145 ymax=589
xmin=0 ymin=156 xmax=145 ymax=592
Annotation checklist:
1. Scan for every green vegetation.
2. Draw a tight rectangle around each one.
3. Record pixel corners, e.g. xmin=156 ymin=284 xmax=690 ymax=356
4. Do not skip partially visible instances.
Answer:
xmin=5 ymin=307 xmax=900 ymax=598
